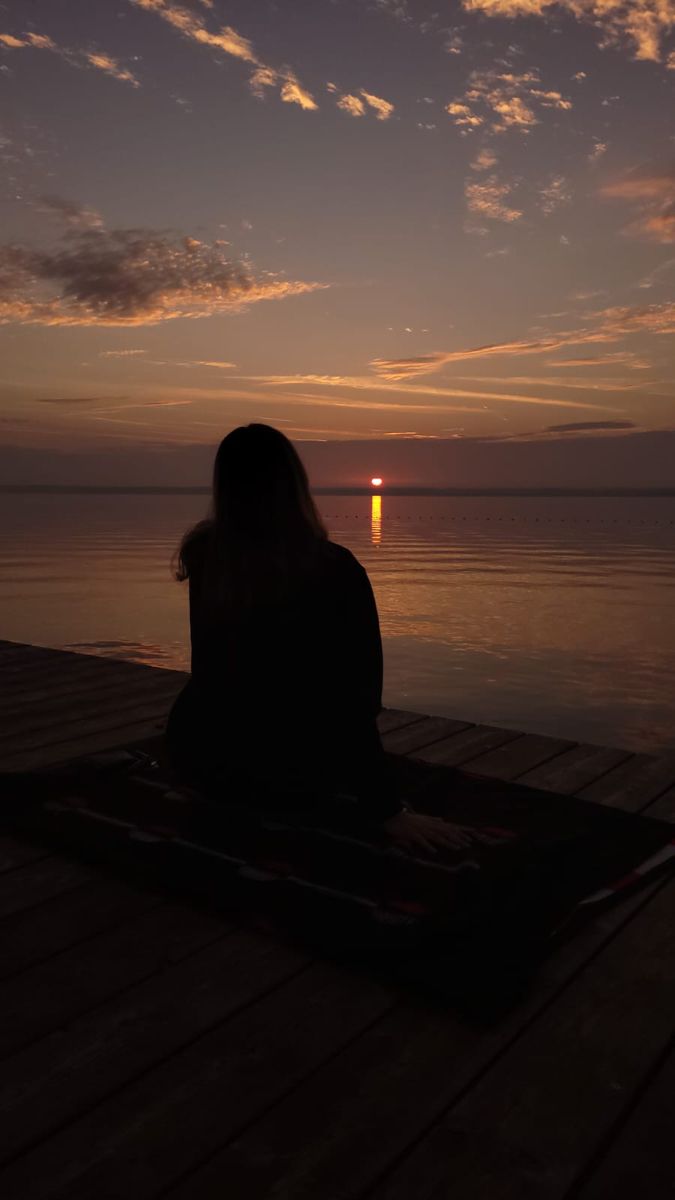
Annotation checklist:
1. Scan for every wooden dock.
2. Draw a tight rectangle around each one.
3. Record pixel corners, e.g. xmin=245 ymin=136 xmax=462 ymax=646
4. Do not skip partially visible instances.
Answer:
xmin=0 ymin=638 xmax=674 ymax=1200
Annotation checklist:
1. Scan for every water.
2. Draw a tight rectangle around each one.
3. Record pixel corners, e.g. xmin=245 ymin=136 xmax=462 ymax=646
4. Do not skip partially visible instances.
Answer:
xmin=1 ymin=492 xmax=674 ymax=754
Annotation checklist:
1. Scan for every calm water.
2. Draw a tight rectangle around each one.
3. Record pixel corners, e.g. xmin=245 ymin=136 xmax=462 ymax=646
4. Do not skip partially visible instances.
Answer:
xmin=2 ymin=492 xmax=675 ymax=754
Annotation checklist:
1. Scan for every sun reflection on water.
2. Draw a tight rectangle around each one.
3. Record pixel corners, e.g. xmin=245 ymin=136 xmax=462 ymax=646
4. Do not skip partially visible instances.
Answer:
xmin=371 ymin=493 xmax=382 ymax=545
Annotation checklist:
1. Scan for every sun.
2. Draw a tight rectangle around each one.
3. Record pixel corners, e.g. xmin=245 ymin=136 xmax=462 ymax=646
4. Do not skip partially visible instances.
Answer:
xmin=370 ymin=476 xmax=383 ymax=488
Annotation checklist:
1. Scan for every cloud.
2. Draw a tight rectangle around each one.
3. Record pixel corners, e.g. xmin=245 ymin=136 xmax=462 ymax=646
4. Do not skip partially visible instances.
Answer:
xmin=335 ymin=89 xmax=395 ymax=120
xmin=0 ymin=30 xmax=140 ymax=86
xmin=447 ymin=68 xmax=571 ymax=135
xmin=369 ymin=301 xmax=675 ymax=378
xmin=465 ymin=176 xmax=523 ymax=222
xmin=0 ymin=224 xmax=325 ymax=326
xmin=470 ymin=147 xmax=499 ymax=170
xmin=462 ymin=0 xmax=675 ymax=65
xmin=100 ymin=349 xmax=147 ymax=357
xmin=131 ymin=0 xmax=318 ymax=111
xmin=545 ymin=352 xmax=650 ymax=367
xmin=337 ymin=93 xmax=366 ymax=117
xmin=544 ymin=420 xmax=637 ymax=432
xmin=601 ymin=167 xmax=675 ymax=242
xmin=33 ymin=396 xmax=116 ymax=404
xmin=539 ymin=174 xmax=572 ymax=214
xmin=588 ymin=139 xmax=608 ymax=164
xmin=37 ymin=195 xmax=104 ymax=230
xmin=360 ymin=90 xmax=395 ymax=119
xmin=252 ymin=373 xmax=619 ymax=411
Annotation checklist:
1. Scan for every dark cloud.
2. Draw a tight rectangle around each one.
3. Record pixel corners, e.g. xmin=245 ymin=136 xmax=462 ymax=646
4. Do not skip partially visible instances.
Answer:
xmin=0 ymin=224 xmax=324 ymax=326
xmin=544 ymin=419 xmax=637 ymax=433
xmin=36 ymin=195 xmax=104 ymax=229
xmin=33 ymin=396 xmax=120 ymax=404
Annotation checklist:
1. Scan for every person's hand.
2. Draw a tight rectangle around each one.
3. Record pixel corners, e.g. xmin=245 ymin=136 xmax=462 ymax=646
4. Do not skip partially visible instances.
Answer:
xmin=383 ymin=808 xmax=478 ymax=856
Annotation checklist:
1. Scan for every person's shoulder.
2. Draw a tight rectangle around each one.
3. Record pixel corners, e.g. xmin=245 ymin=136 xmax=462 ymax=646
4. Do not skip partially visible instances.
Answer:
xmin=322 ymin=540 xmax=365 ymax=571
xmin=181 ymin=520 xmax=212 ymax=572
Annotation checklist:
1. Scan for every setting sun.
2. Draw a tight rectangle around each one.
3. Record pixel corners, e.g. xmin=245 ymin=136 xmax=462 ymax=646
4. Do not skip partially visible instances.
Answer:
xmin=371 ymin=477 xmax=383 ymax=488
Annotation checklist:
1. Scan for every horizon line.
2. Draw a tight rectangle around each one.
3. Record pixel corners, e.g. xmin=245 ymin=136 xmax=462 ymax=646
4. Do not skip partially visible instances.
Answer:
xmin=2 ymin=486 xmax=675 ymax=498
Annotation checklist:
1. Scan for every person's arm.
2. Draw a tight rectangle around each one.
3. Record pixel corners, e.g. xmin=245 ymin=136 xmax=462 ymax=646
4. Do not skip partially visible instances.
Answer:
xmin=341 ymin=555 xmax=383 ymax=720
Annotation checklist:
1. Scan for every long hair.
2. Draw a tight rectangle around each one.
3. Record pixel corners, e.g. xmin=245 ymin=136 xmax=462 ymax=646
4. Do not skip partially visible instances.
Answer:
xmin=176 ymin=424 xmax=328 ymax=613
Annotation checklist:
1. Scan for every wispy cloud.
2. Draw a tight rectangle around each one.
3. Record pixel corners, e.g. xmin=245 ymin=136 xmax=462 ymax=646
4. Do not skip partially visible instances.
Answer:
xmin=601 ymin=166 xmax=675 ymax=243
xmin=250 ymin=373 xmax=620 ymax=411
xmin=465 ymin=175 xmax=522 ymax=222
xmin=36 ymin=196 xmax=104 ymax=230
xmin=335 ymin=88 xmax=395 ymax=119
xmin=0 ymin=31 xmax=140 ymax=86
xmin=0 ymin=222 xmax=325 ymax=326
xmin=360 ymin=90 xmax=395 ymax=120
xmin=544 ymin=420 xmax=637 ymax=433
xmin=337 ymin=93 xmax=366 ymax=117
xmin=539 ymin=174 xmax=572 ymax=214
xmin=131 ymin=0 xmax=318 ymax=110
xmin=447 ymin=68 xmax=572 ymax=135
xmin=370 ymin=302 xmax=675 ymax=378
xmin=100 ymin=349 xmax=147 ymax=358
xmin=462 ymin=0 xmax=675 ymax=65
xmin=545 ymin=352 xmax=650 ymax=367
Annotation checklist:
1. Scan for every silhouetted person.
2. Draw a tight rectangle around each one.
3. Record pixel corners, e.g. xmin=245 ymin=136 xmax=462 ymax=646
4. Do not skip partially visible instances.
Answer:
xmin=167 ymin=424 xmax=469 ymax=854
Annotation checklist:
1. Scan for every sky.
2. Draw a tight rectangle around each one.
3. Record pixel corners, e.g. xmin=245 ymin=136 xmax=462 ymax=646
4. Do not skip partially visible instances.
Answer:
xmin=1 ymin=0 xmax=675 ymax=486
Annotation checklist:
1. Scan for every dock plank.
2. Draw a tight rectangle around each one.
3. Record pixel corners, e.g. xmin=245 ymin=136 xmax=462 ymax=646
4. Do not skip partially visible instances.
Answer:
xmin=571 ymin=1040 xmax=675 ymax=1200
xmin=363 ymin=877 xmax=675 ymax=1200
xmin=0 ymin=929 xmax=309 ymax=1167
xmin=0 ymin=963 xmax=394 ymax=1200
xmin=519 ymin=744 xmax=634 ymax=794
xmin=380 ymin=715 xmax=472 ymax=755
xmin=577 ymin=753 xmax=675 ymax=811
xmin=408 ymin=724 xmax=522 ymax=767
xmin=160 ymin=762 xmax=675 ymax=1200
xmin=424 ymin=731 xmax=576 ymax=778
xmin=0 ymin=666 xmax=185 ymax=720
xmin=0 ymin=683 xmax=180 ymax=752
xmin=0 ymin=835 xmax=52 ymax=874
xmin=0 ymin=856 xmax=97 ymax=920
xmin=0 ymin=901 xmax=234 ymax=1058
xmin=0 ymin=877 xmax=163 ymax=981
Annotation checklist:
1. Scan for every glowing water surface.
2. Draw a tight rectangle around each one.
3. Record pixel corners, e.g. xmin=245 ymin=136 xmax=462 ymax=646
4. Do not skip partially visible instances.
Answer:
xmin=1 ymin=491 xmax=674 ymax=753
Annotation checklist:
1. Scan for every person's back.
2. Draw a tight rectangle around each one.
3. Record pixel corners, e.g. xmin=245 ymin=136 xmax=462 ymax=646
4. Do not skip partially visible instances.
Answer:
xmin=181 ymin=524 xmax=382 ymax=761
xmin=166 ymin=423 xmax=472 ymax=853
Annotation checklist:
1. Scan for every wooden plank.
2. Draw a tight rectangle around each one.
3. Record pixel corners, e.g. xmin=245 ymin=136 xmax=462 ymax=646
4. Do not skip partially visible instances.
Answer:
xmin=0 ymin=929 xmax=308 ymax=1166
xmin=159 ymin=884 xmax=669 ymax=1200
xmin=578 ymin=753 xmax=675 ymax=812
xmin=0 ymin=665 xmax=186 ymax=716
xmin=159 ymin=762 xmax=675 ymax=1200
xmin=381 ymin=715 xmax=472 ymax=756
xmin=377 ymin=708 xmax=426 ymax=735
xmin=0 ymin=835 xmax=51 ymax=875
xmin=1 ymin=654 xmax=175 ymax=693
xmin=0 ymin=963 xmax=394 ymax=1200
xmin=362 ymin=877 xmax=675 ymax=1200
xmin=0 ymin=901 xmax=234 ymax=1058
xmin=3 ymin=704 xmax=426 ymax=773
xmin=0 ymin=714 xmax=170 ymax=771
xmin=0 ymin=695 xmax=175 ymax=761
xmin=0 ymin=856 xmax=97 ymax=920
xmin=409 ymin=724 xmax=522 ymax=767
xmin=443 ymin=731 xmax=576 ymax=780
xmin=519 ymin=744 xmax=634 ymax=794
xmin=0 ymin=675 xmax=183 ymax=747
xmin=0 ymin=878 xmax=163 ymax=981
xmin=643 ymin=782 xmax=675 ymax=822
xmin=570 ymin=1042 xmax=675 ymax=1200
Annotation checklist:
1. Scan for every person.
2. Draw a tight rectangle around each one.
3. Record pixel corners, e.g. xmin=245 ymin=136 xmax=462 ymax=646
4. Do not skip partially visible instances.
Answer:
xmin=166 ymin=423 xmax=472 ymax=855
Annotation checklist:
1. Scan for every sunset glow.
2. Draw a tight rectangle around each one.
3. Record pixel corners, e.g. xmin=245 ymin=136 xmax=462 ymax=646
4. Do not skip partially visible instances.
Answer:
xmin=0 ymin=1 xmax=674 ymax=487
